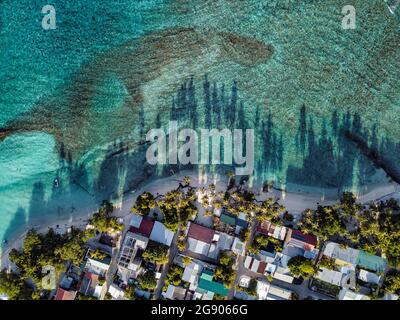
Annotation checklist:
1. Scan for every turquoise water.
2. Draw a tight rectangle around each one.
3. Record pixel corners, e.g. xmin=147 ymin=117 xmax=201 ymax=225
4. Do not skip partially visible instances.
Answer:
xmin=0 ymin=0 xmax=400 ymax=246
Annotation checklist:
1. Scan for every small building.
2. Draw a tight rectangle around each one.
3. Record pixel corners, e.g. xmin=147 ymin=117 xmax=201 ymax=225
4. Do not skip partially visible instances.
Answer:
xmin=324 ymin=242 xmax=386 ymax=273
xmin=244 ymin=255 xmax=267 ymax=274
xmin=182 ymin=260 xmax=203 ymax=291
xmin=79 ymin=272 xmax=103 ymax=298
xmin=315 ymin=268 xmax=343 ymax=287
xmin=54 ymin=288 xmax=77 ymax=300
xmin=356 ymin=250 xmax=386 ymax=273
xmin=129 ymin=216 xmax=154 ymax=238
xmin=286 ymin=229 xmax=318 ymax=251
xmin=150 ymin=221 xmax=174 ymax=247
xmin=163 ymin=285 xmax=188 ymax=300
xmin=84 ymin=249 xmax=111 ymax=277
xmin=338 ymin=288 xmax=370 ymax=300
xmin=188 ymin=223 xmax=215 ymax=243
xmin=257 ymin=221 xmax=287 ymax=241
xmin=187 ymin=223 xmax=215 ymax=256
xmin=196 ymin=269 xmax=228 ymax=299
xmin=358 ymin=269 xmax=381 ymax=285
xmin=267 ymin=284 xmax=293 ymax=300
xmin=231 ymin=237 xmax=246 ymax=256
xmin=108 ymin=284 xmax=125 ymax=300
xmin=323 ymin=242 xmax=359 ymax=267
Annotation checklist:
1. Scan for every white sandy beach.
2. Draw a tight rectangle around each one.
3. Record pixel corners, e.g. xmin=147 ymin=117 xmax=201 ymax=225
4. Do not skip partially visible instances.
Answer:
xmin=2 ymin=170 xmax=400 ymax=270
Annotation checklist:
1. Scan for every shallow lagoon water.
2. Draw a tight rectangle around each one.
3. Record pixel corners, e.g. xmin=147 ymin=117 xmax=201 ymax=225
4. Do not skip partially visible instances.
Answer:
xmin=0 ymin=0 xmax=400 ymax=246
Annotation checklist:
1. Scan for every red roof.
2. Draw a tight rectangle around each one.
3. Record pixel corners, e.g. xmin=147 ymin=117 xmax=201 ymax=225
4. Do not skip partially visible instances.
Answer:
xmin=291 ymin=230 xmax=318 ymax=247
xmin=187 ymin=223 xmax=214 ymax=244
xmin=83 ymin=272 xmax=99 ymax=281
xmin=54 ymin=288 xmax=77 ymax=300
xmin=256 ymin=221 xmax=272 ymax=236
xmin=129 ymin=218 xmax=154 ymax=237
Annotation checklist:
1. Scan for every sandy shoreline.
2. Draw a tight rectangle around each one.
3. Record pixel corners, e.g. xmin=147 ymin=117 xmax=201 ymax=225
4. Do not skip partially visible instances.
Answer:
xmin=2 ymin=170 xmax=400 ymax=270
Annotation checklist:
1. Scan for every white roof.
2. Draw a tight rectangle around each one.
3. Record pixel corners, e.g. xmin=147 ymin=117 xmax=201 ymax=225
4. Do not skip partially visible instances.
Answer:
xmin=358 ymin=269 xmax=381 ymax=285
xmin=188 ymin=238 xmax=210 ymax=256
xmin=383 ymin=293 xmax=399 ymax=300
xmin=324 ymin=242 xmax=359 ymax=265
xmin=217 ymin=232 xmax=234 ymax=251
xmin=150 ymin=221 xmax=174 ymax=246
xmin=338 ymin=288 xmax=370 ymax=300
xmin=315 ymin=268 xmax=343 ymax=286
xmin=239 ymin=275 xmax=251 ymax=288
xmin=182 ymin=261 xmax=203 ymax=284
xmin=267 ymin=285 xmax=293 ymax=300
xmin=272 ymin=272 xmax=294 ymax=284
xmin=130 ymin=214 xmax=143 ymax=228
xmin=265 ymin=263 xmax=277 ymax=274
xmin=244 ymin=256 xmax=252 ymax=269
xmin=93 ymin=285 xmax=103 ymax=298
xmin=251 ymin=259 xmax=260 ymax=273
xmin=125 ymin=231 xmax=149 ymax=249
xmin=272 ymin=225 xmax=287 ymax=241
xmin=108 ymin=284 xmax=125 ymax=299
xmin=232 ymin=237 xmax=246 ymax=256
xmin=256 ymin=280 xmax=270 ymax=300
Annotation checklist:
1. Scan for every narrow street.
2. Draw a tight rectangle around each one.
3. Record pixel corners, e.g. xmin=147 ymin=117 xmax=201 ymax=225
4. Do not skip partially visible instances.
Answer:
xmin=227 ymin=218 xmax=257 ymax=299
xmin=153 ymin=229 xmax=179 ymax=299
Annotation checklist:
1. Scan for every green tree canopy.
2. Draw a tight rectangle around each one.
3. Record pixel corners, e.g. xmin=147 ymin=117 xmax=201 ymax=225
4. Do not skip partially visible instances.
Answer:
xmin=138 ymin=271 xmax=157 ymax=290
xmin=287 ymin=256 xmax=316 ymax=279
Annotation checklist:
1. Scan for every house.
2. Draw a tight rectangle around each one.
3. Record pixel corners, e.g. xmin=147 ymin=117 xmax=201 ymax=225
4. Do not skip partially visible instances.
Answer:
xmin=84 ymin=249 xmax=111 ymax=277
xmin=187 ymin=223 xmax=214 ymax=256
xmin=231 ymin=237 xmax=246 ymax=256
xmin=324 ymin=242 xmax=359 ymax=267
xmin=186 ymin=222 xmax=235 ymax=260
xmin=244 ymin=255 xmax=267 ymax=274
xmin=358 ymin=269 xmax=381 ymax=285
xmin=108 ymin=284 xmax=125 ymax=300
xmin=150 ymin=221 xmax=174 ymax=247
xmin=195 ymin=269 xmax=228 ymax=299
xmin=163 ymin=285 xmax=188 ymax=300
xmin=217 ymin=210 xmax=248 ymax=235
xmin=286 ymin=229 xmax=318 ymax=251
xmin=220 ymin=212 xmax=236 ymax=227
xmin=129 ymin=215 xmax=155 ymax=238
xmin=324 ymin=242 xmax=386 ymax=272
xmin=315 ymin=268 xmax=343 ymax=287
xmin=208 ymin=232 xmax=234 ymax=260
xmin=79 ymin=272 xmax=104 ymax=298
xmin=257 ymin=221 xmax=287 ymax=241
xmin=182 ymin=260 xmax=203 ymax=291
xmin=338 ymin=288 xmax=370 ymax=300
xmin=266 ymin=284 xmax=293 ymax=300
xmin=118 ymin=231 xmax=148 ymax=281
xmin=256 ymin=279 xmax=270 ymax=300
xmin=356 ymin=250 xmax=386 ymax=273
xmin=54 ymin=288 xmax=77 ymax=300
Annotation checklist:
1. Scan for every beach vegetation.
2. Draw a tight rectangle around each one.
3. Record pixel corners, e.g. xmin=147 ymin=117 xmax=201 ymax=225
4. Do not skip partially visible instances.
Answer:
xmin=131 ymin=192 xmax=156 ymax=216
xmin=0 ymin=270 xmax=34 ymax=300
